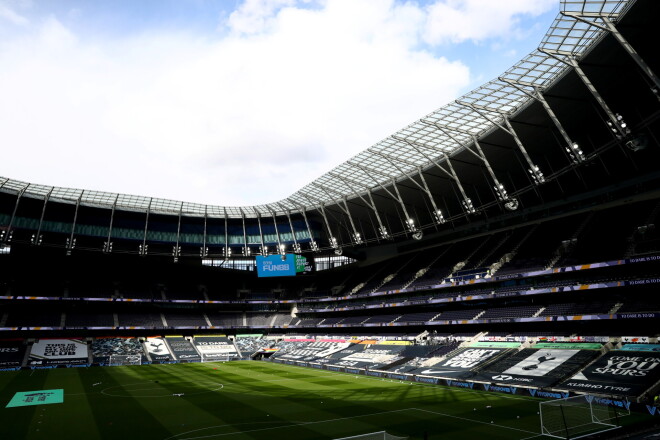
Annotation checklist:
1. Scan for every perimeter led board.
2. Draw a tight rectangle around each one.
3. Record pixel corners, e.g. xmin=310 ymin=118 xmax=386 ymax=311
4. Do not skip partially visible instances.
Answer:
xmin=256 ymin=254 xmax=296 ymax=277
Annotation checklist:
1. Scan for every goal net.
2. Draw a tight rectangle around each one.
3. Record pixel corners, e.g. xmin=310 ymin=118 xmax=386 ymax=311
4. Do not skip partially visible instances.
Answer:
xmin=109 ymin=355 xmax=142 ymax=366
xmin=333 ymin=431 xmax=408 ymax=440
xmin=539 ymin=395 xmax=628 ymax=439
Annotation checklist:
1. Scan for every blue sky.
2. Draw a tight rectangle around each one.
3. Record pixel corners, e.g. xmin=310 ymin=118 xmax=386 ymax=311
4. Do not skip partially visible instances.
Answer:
xmin=0 ymin=0 xmax=559 ymax=206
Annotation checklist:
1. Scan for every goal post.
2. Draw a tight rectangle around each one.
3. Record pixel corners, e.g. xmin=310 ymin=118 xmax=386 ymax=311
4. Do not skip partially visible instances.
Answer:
xmin=109 ymin=355 xmax=142 ymax=366
xmin=333 ymin=431 xmax=408 ymax=440
xmin=539 ymin=395 xmax=628 ymax=439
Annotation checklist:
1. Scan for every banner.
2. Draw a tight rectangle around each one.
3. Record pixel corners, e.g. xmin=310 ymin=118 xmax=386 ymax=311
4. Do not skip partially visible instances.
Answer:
xmin=144 ymin=337 xmax=174 ymax=362
xmin=92 ymin=337 xmax=145 ymax=364
xmin=193 ymin=337 xmax=238 ymax=360
xmin=334 ymin=346 xmax=403 ymax=368
xmin=471 ymin=342 xmax=520 ymax=348
xmin=411 ymin=348 xmax=504 ymax=378
xmin=166 ymin=337 xmax=201 ymax=362
xmin=256 ymin=255 xmax=296 ymax=277
xmin=534 ymin=343 xmax=602 ymax=350
xmin=29 ymin=339 xmax=88 ymax=366
xmin=560 ymin=351 xmax=660 ymax=396
xmin=622 ymin=336 xmax=650 ymax=343
xmin=472 ymin=349 xmax=586 ymax=387
xmin=0 ymin=340 xmax=27 ymax=367
xmin=503 ymin=350 xmax=578 ymax=376
xmin=620 ymin=344 xmax=660 ymax=352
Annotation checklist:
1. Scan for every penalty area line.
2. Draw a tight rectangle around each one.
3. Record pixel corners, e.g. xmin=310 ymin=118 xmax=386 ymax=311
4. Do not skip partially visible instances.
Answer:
xmin=411 ymin=407 xmax=539 ymax=435
xmin=163 ymin=408 xmax=415 ymax=440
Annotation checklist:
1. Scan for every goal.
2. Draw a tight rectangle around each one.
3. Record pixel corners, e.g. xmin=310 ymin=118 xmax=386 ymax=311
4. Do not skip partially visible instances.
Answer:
xmin=109 ymin=355 xmax=142 ymax=366
xmin=333 ymin=431 xmax=408 ymax=440
xmin=539 ymin=395 xmax=628 ymax=439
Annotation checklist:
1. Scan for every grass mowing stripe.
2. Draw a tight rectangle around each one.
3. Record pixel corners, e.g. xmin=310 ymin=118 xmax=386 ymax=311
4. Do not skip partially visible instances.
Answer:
xmin=0 ymin=361 xmax=574 ymax=440
xmin=226 ymin=362 xmax=544 ymax=438
xmin=412 ymin=408 xmax=538 ymax=434
xmin=154 ymin=363 xmax=328 ymax=439
xmin=87 ymin=366 xmax=174 ymax=440
xmin=29 ymin=368 xmax=103 ymax=440
xmin=0 ymin=369 xmax=52 ymax=440
xmin=201 ymin=362 xmax=414 ymax=422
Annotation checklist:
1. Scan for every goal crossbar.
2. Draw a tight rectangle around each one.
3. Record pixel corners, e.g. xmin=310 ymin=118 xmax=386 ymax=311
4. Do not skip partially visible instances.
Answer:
xmin=539 ymin=395 xmax=628 ymax=439
xmin=333 ymin=431 xmax=408 ymax=440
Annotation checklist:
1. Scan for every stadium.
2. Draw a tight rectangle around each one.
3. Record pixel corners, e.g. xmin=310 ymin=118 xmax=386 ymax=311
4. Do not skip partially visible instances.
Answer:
xmin=1 ymin=0 xmax=660 ymax=439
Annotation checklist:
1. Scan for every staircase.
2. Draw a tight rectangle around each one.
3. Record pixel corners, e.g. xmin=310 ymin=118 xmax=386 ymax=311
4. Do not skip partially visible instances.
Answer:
xmin=473 ymin=233 xmax=511 ymax=269
xmin=490 ymin=224 xmax=539 ymax=275
xmin=532 ymin=307 xmax=545 ymax=317
xmin=609 ymin=302 xmax=623 ymax=314
xmin=546 ymin=212 xmax=594 ymax=269
xmin=403 ymin=244 xmax=456 ymax=289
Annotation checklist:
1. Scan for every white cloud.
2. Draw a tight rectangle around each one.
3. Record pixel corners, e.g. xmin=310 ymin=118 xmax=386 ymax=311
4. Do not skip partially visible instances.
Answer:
xmin=0 ymin=2 xmax=28 ymax=26
xmin=1 ymin=0 xmax=552 ymax=207
xmin=423 ymin=0 xmax=557 ymax=45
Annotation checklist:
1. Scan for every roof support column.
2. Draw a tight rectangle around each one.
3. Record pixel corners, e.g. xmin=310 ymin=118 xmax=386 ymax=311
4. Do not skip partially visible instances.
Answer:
xmin=500 ymin=78 xmax=585 ymax=164
xmin=103 ymin=195 xmax=118 ymax=253
xmin=417 ymin=170 xmax=446 ymax=223
xmin=279 ymin=206 xmax=301 ymax=253
xmin=298 ymin=208 xmax=319 ymax=252
xmin=269 ymin=209 xmax=285 ymax=255
xmin=140 ymin=198 xmax=151 ymax=256
xmin=561 ymin=12 xmax=660 ymax=90
xmin=173 ymin=203 xmax=183 ymax=262
xmin=370 ymin=146 xmax=446 ymax=224
xmin=391 ymin=135 xmax=477 ymax=215
xmin=222 ymin=209 xmax=229 ymax=258
xmin=329 ymin=172 xmax=389 ymax=239
xmin=33 ymin=189 xmax=53 ymax=246
xmin=2 ymin=187 xmax=26 ymax=243
xmin=457 ymin=102 xmax=545 ymax=185
xmin=541 ymin=50 xmax=630 ymax=139
xmin=240 ymin=209 xmax=250 ymax=256
xmin=66 ymin=195 xmax=81 ymax=255
xmin=200 ymin=207 xmax=209 ymax=258
xmin=309 ymin=182 xmax=363 ymax=245
xmin=255 ymin=211 xmax=267 ymax=255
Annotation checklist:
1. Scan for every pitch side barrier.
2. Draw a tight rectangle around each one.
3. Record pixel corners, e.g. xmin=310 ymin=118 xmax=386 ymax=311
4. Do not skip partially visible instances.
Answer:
xmin=267 ymin=358 xmax=658 ymax=415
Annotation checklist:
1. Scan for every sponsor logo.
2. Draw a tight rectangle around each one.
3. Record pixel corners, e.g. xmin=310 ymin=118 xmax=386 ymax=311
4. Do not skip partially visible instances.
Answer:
xmin=389 ymin=374 xmax=407 ymax=381
xmin=647 ymin=405 xmax=657 ymax=416
xmin=0 ymin=348 xmax=19 ymax=353
xmin=446 ymin=380 xmax=474 ymax=389
xmin=485 ymin=384 xmax=517 ymax=394
xmin=492 ymin=375 xmax=513 ymax=381
xmin=591 ymin=397 xmax=631 ymax=410
xmin=566 ymin=382 xmax=632 ymax=392
xmin=177 ymin=355 xmax=199 ymax=359
xmin=491 ymin=374 xmax=533 ymax=383
xmin=415 ymin=377 xmax=438 ymax=384
xmin=529 ymin=389 xmax=569 ymax=399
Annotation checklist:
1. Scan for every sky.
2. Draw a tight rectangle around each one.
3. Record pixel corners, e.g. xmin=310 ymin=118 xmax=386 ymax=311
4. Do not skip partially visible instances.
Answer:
xmin=0 ymin=0 xmax=559 ymax=207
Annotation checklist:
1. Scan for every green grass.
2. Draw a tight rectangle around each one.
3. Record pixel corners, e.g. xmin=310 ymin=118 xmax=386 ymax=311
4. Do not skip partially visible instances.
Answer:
xmin=0 ymin=361 xmax=645 ymax=439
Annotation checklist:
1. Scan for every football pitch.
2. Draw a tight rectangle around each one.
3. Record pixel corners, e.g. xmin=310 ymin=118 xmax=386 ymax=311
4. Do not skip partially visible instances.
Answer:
xmin=0 ymin=361 xmax=638 ymax=439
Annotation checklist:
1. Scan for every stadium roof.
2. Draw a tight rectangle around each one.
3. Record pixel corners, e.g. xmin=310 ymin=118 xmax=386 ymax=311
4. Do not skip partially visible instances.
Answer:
xmin=0 ymin=0 xmax=636 ymax=219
